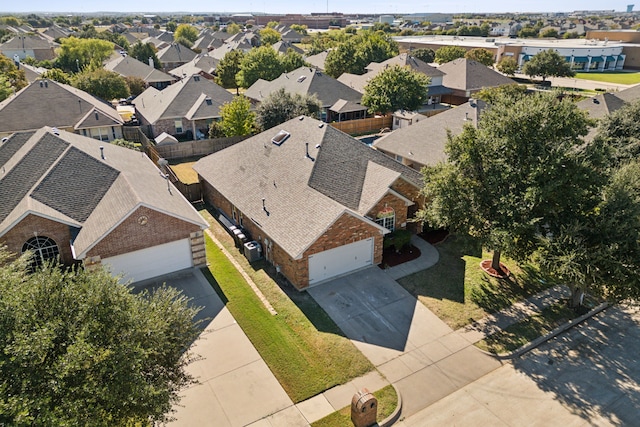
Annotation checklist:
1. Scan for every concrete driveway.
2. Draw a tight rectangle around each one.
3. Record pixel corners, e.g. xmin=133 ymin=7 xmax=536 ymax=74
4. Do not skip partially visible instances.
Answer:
xmin=308 ymin=266 xmax=502 ymax=417
xmin=132 ymin=269 xmax=295 ymax=427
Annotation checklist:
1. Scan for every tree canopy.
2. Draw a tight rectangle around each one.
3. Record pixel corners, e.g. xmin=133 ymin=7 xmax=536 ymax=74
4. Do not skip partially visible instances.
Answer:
xmin=0 ymin=54 xmax=28 ymax=100
xmin=215 ymin=49 xmax=244 ymax=94
xmin=280 ymin=48 xmax=308 ymax=73
xmin=324 ymin=31 xmax=398 ymax=77
xmin=418 ymin=91 xmax=602 ymax=278
xmin=255 ymin=88 xmax=321 ymax=131
xmin=0 ymin=247 xmax=200 ymax=426
xmin=464 ymin=48 xmax=495 ymax=66
xmin=72 ymin=68 xmax=130 ymax=101
xmin=259 ymin=27 xmax=281 ymax=45
xmin=361 ymin=65 xmax=430 ymax=114
xmin=236 ymin=46 xmax=284 ymax=88
xmin=55 ymin=37 xmax=114 ymax=73
xmin=496 ymin=56 xmax=518 ymax=76
xmin=174 ymin=24 xmax=199 ymax=43
xmin=410 ymin=48 xmax=435 ymax=64
xmin=217 ymin=95 xmax=256 ymax=137
xmin=593 ymin=99 xmax=640 ymax=167
xmin=434 ymin=45 xmax=467 ymax=64
xmin=129 ymin=42 xmax=162 ymax=69
xmin=522 ymin=49 xmax=575 ymax=81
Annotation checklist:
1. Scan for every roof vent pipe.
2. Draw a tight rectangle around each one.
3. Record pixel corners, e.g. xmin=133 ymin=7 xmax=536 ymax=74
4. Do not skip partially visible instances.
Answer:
xmin=100 ymin=146 xmax=105 ymax=160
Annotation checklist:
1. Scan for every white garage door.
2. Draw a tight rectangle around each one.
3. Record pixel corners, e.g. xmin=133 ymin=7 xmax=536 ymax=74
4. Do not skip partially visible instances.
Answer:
xmin=102 ymin=239 xmax=193 ymax=283
xmin=308 ymin=238 xmax=373 ymax=285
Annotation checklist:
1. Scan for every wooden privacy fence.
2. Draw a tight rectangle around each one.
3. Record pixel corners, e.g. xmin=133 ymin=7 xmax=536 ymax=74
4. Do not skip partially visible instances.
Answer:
xmin=154 ymin=136 xmax=247 ymax=159
xmin=329 ymin=116 xmax=393 ymax=135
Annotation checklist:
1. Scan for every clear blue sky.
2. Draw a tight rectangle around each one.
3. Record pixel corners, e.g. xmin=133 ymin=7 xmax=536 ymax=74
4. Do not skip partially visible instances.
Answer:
xmin=0 ymin=1 xmax=630 ymax=15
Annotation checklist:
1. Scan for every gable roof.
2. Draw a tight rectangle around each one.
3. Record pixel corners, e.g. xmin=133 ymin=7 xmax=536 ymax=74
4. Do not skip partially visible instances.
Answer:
xmin=134 ymin=74 xmax=234 ymax=124
xmin=367 ymin=53 xmax=444 ymax=78
xmin=271 ymin=41 xmax=304 ymax=55
xmin=576 ymin=92 xmax=626 ymax=119
xmin=438 ymin=58 xmax=516 ymax=91
xmin=169 ymin=54 xmax=219 ymax=78
xmin=0 ymin=34 xmax=56 ymax=50
xmin=193 ymin=116 xmax=421 ymax=259
xmin=0 ymin=79 xmax=124 ymax=134
xmin=245 ymin=66 xmax=362 ymax=108
xmin=156 ymin=43 xmax=197 ymax=63
xmin=0 ymin=127 xmax=207 ymax=257
xmin=304 ymin=50 xmax=328 ymax=71
xmin=104 ymin=55 xmax=176 ymax=84
xmin=374 ymin=99 xmax=487 ymax=168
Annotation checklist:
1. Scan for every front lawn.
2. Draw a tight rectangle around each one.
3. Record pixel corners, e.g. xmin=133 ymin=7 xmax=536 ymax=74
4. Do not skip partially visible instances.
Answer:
xmin=200 ymin=207 xmax=373 ymax=403
xmin=574 ymin=71 xmax=640 ymax=85
xmin=397 ymin=236 xmax=552 ymax=330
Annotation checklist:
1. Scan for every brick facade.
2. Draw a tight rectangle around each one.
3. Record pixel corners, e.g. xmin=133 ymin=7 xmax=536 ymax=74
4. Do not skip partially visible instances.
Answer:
xmin=366 ymin=192 xmax=409 ymax=230
xmin=201 ymin=180 xmax=385 ymax=290
xmin=1 ymin=214 xmax=75 ymax=265
xmin=86 ymin=206 xmax=201 ymax=259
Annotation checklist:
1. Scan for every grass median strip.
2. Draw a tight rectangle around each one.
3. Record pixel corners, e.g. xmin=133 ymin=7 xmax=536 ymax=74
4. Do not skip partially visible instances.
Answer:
xmin=310 ymin=385 xmax=397 ymax=427
xmin=202 ymin=234 xmax=373 ymax=403
xmin=474 ymin=303 xmax=576 ymax=354
xmin=398 ymin=236 xmax=552 ymax=330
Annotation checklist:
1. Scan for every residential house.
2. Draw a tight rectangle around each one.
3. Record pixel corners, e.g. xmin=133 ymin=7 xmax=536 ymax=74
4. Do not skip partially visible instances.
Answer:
xmin=438 ymin=58 xmax=516 ymax=105
xmin=104 ymin=55 xmax=176 ymax=90
xmin=0 ymin=127 xmax=208 ymax=283
xmin=169 ymin=54 xmax=220 ymax=81
xmin=134 ymin=74 xmax=234 ymax=139
xmin=305 ymin=50 xmax=329 ymax=71
xmin=0 ymin=34 xmax=57 ymax=61
xmin=0 ymin=79 xmax=124 ymax=141
xmin=156 ymin=43 xmax=198 ymax=72
xmin=194 ymin=116 xmax=424 ymax=289
xmin=245 ymin=66 xmax=365 ymax=122
xmin=373 ymin=99 xmax=487 ymax=171
xmin=271 ymin=40 xmax=304 ymax=55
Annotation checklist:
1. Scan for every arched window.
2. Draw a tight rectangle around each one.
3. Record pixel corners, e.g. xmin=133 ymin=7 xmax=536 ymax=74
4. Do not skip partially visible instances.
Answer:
xmin=375 ymin=206 xmax=395 ymax=231
xmin=21 ymin=236 xmax=59 ymax=270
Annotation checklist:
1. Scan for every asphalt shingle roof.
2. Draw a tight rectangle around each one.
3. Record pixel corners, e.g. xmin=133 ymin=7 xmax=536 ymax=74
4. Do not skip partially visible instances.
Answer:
xmin=104 ymin=55 xmax=175 ymax=84
xmin=438 ymin=58 xmax=516 ymax=91
xmin=194 ymin=116 xmax=421 ymax=258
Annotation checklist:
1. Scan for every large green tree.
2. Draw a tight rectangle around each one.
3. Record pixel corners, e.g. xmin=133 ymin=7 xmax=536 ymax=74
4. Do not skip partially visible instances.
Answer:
xmin=464 ymin=48 xmax=495 ymax=66
xmin=0 ymin=247 xmax=200 ymax=426
xmin=418 ymin=92 xmax=603 ymax=276
xmin=55 ymin=37 xmax=114 ymax=73
xmin=72 ymin=68 xmax=130 ymax=101
xmin=215 ymin=49 xmax=244 ymax=94
xmin=174 ymin=24 xmax=199 ymax=43
xmin=324 ymin=31 xmax=398 ymax=77
xmin=496 ymin=56 xmax=518 ymax=76
xmin=236 ymin=46 xmax=284 ymax=88
xmin=40 ymin=68 xmax=71 ymax=84
xmin=280 ymin=48 xmax=307 ymax=73
xmin=361 ymin=65 xmax=430 ymax=114
xmin=259 ymin=27 xmax=281 ymax=45
xmin=593 ymin=99 xmax=640 ymax=167
xmin=255 ymin=88 xmax=321 ymax=131
xmin=410 ymin=48 xmax=435 ymax=64
xmin=522 ymin=49 xmax=575 ymax=82
xmin=218 ymin=95 xmax=256 ymax=137
xmin=538 ymin=161 xmax=640 ymax=307
xmin=0 ymin=53 xmax=28 ymax=95
xmin=434 ymin=45 xmax=467 ymax=64
xmin=129 ymin=41 xmax=162 ymax=69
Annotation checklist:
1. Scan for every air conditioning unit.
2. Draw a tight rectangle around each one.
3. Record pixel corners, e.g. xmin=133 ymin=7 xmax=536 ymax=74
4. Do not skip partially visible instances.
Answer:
xmin=244 ymin=241 xmax=263 ymax=262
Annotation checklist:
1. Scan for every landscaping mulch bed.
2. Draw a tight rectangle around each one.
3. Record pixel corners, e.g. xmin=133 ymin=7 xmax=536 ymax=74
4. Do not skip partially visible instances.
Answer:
xmin=419 ymin=229 xmax=449 ymax=245
xmin=480 ymin=259 xmax=511 ymax=279
xmin=379 ymin=244 xmax=421 ymax=269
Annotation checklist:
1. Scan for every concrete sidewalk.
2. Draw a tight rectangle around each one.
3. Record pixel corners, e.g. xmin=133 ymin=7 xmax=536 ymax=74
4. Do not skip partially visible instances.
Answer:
xmin=383 ymin=234 xmax=440 ymax=280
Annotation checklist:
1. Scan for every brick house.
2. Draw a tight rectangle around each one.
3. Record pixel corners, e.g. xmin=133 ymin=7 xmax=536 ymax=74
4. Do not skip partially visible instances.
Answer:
xmin=0 ymin=127 xmax=208 ymax=283
xmin=438 ymin=58 xmax=516 ymax=105
xmin=194 ymin=116 xmax=424 ymax=289
xmin=0 ymin=79 xmax=125 ymax=141
xmin=134 ymin=74 xmax=234 ymax=139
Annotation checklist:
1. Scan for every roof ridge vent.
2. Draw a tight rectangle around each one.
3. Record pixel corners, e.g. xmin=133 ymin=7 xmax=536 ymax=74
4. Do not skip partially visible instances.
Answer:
xmin=271 ymin=129 xmax=290 ymax=146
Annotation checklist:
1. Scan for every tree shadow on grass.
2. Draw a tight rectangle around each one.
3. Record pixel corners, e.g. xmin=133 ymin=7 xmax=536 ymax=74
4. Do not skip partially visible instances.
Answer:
xmin=512 ymin=306 xmax=640 ymax=425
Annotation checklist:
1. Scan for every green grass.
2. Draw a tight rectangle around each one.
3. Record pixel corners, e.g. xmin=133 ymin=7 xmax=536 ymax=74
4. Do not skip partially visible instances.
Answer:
xmin=311 ymin=385 xmax=397 ymax=427
xmin=397 ymin=236 xmax=552 ymax=330
xmin=574 ymin=71 xmax=640 ymax=85
xmin=475 ymin=303 xmax=576 ymax=354
xmin=200 ymin=207 xmax=373 ymax=403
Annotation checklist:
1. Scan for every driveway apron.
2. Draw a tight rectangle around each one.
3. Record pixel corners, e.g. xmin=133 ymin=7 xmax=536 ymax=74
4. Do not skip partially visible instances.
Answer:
xmin=308 ymin=266 xmax=503 ymax=418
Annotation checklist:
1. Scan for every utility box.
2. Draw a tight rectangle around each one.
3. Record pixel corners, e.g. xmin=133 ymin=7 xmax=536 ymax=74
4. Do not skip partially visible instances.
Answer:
xmin=244 ymin=241 xmax=262 ymax=262
xmin=351 ymin=388 xmax=377 ymax=427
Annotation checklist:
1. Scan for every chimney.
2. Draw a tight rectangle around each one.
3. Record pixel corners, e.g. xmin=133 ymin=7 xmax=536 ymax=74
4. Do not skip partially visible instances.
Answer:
xmin=99 ymin=146 xmax=105 ymax=160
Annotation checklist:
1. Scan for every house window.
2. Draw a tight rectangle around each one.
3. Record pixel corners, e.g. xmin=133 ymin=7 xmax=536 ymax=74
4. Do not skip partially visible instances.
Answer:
xmin=232 ymin=206 xmax=237 ymax=222
xmin=175 ymin=120 xmax=183 ymax=133
xmin=239 ymin=212 xmax=244 ymax=227
xmin=22 ymin=236 xmax=59 ymax=271
xmin=395 ymin=155 xmax=403 ymax=163
xmin=375 ymin=206 xmax=395 ymax=231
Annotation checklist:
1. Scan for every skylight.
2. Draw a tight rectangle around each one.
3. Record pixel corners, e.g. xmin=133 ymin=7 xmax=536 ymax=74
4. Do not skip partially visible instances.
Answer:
xmin=271 ymin=130 xmax=290 ymax=146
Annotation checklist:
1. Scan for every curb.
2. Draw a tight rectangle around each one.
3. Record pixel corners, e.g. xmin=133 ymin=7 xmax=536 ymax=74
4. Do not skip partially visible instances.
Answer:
xmin=379 ymin=384 xmax=402 ymax=427
xmin=484 ymin=302 xmax=611 ymax=360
